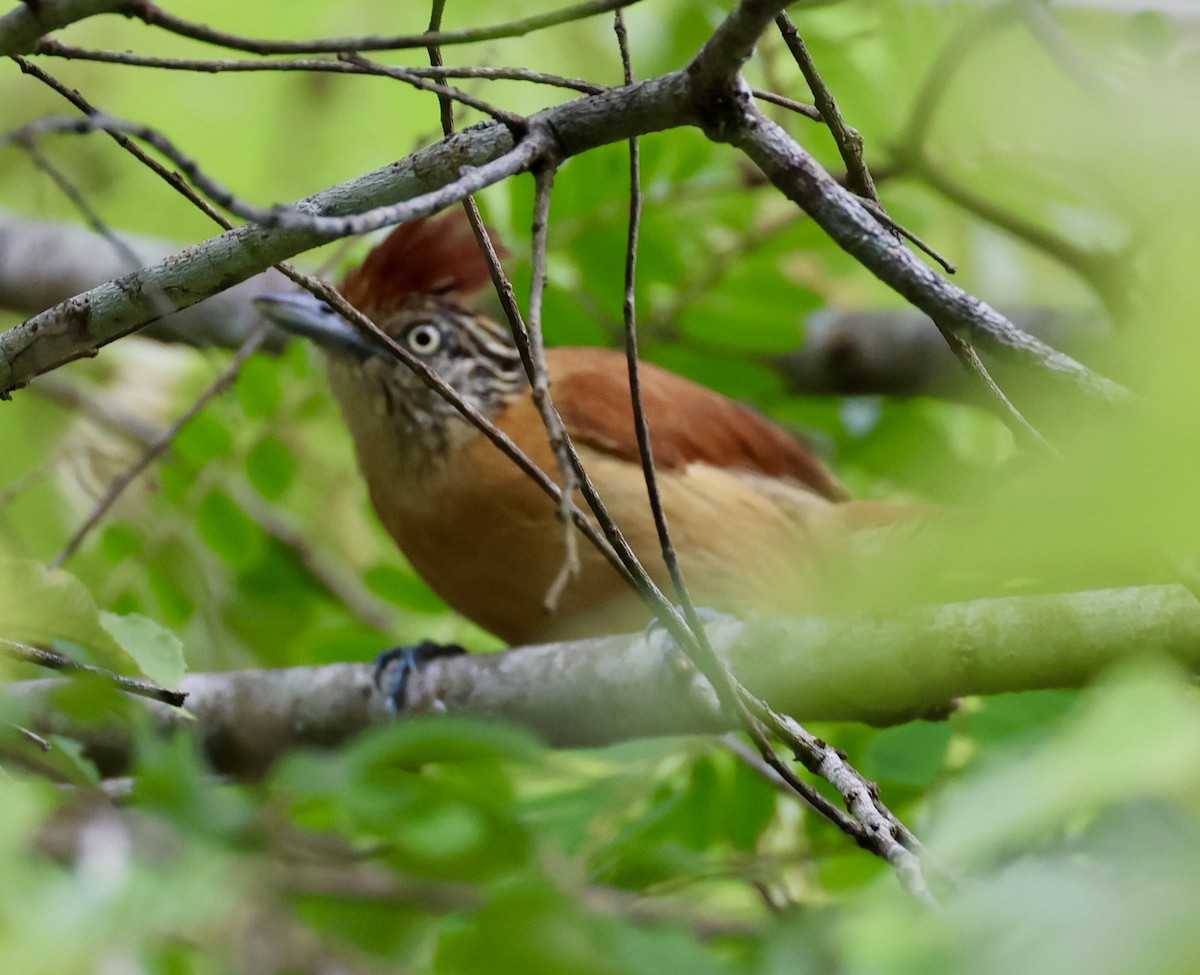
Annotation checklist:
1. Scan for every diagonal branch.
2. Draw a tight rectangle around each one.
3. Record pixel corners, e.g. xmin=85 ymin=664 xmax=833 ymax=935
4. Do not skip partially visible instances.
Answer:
xmin=720 ymin=103 xmax=1127 ymax=403
xmin=0 ymin=70 xmax=695 ymax=395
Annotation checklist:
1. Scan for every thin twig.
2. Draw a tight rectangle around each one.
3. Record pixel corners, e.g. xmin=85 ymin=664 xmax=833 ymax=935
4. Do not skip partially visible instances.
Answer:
xmin=774 ymin=13 xmax=880 ymax=205
xmin=615 ymin=10 xmax=904 ymax=878
xmin=937 ymin=329 xmax=1053 ymax=451
xmin=338 ymin=53 xmax=527 ymax=134
xmin=526 ymin=167 xmax=582 ymax=612
xmin=128 ymin=0 xmax=643 ymax=56
xmin=278 ymin=270 xmax=643 ymax=596
xmin=3 ymin=110 xmax=553 ymax=238
xmin=10 ymin=724 xmax=52 ymax=751
xmin=859 ymin=197 xmax=956 ymax=274
xmin=767 ymin=16 xmax=1046 ymax=448
xmin=614 ymin=13 xmax=698 ymax=630
xmin=1 ymin=638 xmax=186 ymax=706
xmin=13 ymin=57 xmax=233 ymax=230
xmin=425 ymin=0 xmax=455 ymax=138
xmin=49 ymin=327 xmax=270 ymax=568
xmin=32 ymin=42 xmax=605 ymax=93
xmin=750 ymin=86 xmax=822 ymax=121
xmin=16 ymin=136 xmax=183 ymax=329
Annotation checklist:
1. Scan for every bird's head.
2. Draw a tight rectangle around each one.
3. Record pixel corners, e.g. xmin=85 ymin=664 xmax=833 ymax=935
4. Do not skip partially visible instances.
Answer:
xmin=255 ymin=211 xmax=526 ymax=468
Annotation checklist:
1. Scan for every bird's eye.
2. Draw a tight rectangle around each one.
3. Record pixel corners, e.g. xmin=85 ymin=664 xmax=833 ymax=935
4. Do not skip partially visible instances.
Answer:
xmin=404 ymin=322 xmax=442 ymax=355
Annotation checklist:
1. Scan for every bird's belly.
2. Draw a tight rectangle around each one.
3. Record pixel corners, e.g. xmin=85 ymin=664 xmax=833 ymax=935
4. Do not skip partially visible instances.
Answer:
xmin=368 ymin=452 xmax=839 ymax=646
xmin=377 ymin=488 xmax=644 ymax=645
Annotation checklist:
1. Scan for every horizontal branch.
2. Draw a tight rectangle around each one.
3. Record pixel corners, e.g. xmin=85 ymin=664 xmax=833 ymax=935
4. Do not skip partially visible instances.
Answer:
xmin=772 ymin=306 xmax=1108 ymax=399
xmin=11 ymin=586 xmax=1199 ymax=777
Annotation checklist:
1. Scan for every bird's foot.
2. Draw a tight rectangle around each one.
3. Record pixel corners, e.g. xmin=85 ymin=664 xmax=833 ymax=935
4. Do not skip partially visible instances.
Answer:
xmin=374 ymin=641 xmax=467 ymax=714
xmin=643 ymin=607 xmax=736 ymax=659
xmin=643 ymin=608 xmax=737 ymax=712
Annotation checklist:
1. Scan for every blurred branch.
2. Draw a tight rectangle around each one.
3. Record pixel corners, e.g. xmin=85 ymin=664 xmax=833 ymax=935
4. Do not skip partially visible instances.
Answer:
xmin=889 ymin=0 xmax=1129 ymax=315
xmin=771 ymin=306 xmax=1107 ymax=399
xmin=0 ymin=209 xmax=290 ymax=350
xmin=49 ymin=327 xmax=270 ymax=568
xmin=11 ymin=585 xmax=1199 ymax=777
xmin=24 ymin=374 xmax=399 ymax=634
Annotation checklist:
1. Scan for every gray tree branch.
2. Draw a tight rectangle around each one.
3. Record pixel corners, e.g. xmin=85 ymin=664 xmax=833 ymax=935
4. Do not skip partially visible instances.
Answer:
xmin=0 ymin=209 xmax=290 ymax=350
xmin=10 ymin=585 xmax=1198 ymax=777
xmin=0 ymin=0 xmax=125 ymax=58
xmin=0 ymin=211 xmax=1108 ymax=400
xmin=0 ymin=0 xmax=1115 ymax=404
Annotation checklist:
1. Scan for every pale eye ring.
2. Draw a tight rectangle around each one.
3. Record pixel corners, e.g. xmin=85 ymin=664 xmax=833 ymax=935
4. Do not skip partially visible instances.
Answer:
xmin=404 ymin=322 xmax=442 ymax=355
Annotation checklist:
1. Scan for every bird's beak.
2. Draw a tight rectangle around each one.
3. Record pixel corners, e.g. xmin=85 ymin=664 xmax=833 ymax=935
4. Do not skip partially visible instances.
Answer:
xmin=253 ymin=292 xmax=382 ymax=362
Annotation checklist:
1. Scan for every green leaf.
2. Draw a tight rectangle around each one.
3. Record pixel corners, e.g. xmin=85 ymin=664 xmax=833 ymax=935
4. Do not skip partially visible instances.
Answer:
xmin=234 ymin=353 xmax=283 ymax=417
xmin=197 ymin=491 xmax=264 ymax=570
xmin=272 ymin=719 xmax=540 ymax=880
xmin=172 ymin=410 xmax=234 ymax=468
xmin=365 ymin=565 xmax=447 ymax=615
xmin=99 ymin=612 xmax=187 ymax=688
xmin=861 ymin=720 xmax=953 ymax=788
xmin=246 ymin=436 xmax=297 ymax=499
xmin=0 ymin=558 xmax=129 ymax=672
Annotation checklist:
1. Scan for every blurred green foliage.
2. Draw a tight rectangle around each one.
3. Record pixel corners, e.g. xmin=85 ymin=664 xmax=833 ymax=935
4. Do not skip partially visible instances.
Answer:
xmin=2 ymin=0 xmax=1200 ymax=970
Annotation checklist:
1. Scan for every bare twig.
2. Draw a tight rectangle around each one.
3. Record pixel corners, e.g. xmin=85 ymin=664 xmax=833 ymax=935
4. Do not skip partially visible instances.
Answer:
xmin=1 ymin=638 xmax=185 ymax=706
xmin=750 ymin=86 xmax=822 ymax=121
xmin=32 ymin=41 xmax=605 ymax=93
xmin=774 ymin=13 xmax=880 ymax=205
xmin=49 ymin=327 xmax=270 ymax=568
xmin=722 ymin=103 xmax=1126 ymax=403
xmin=614 ymin=11 xmax=936 ymax=899
xmin=425 ymin=0 xmax=455 ymax=138
xmin=526 ymin=168 xmax=583 ymax=612
xmin=937 ymin=330 xmax=1053 ymax=451
xmin=2 ymin=110 xmax=553 ymax=239
xmin=277 ymin=271 xmax=642 ymax=596
xmin=338 ymin=53 xmax=527 ymax=133
xmin=858 ymin=198 xmax=956 ymax=274
xmin=11 ymin=723 xmax=52 ymax=751
xmin=613 ymin=14 xmax=700 ymax=635
xmin=128 ymin=0 xmax=643 ymax=56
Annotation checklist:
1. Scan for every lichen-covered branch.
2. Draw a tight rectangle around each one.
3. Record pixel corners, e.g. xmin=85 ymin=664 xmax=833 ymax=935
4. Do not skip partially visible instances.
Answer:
xmin=0 ymin=0 xmax=1115 ymax=402
xmin=11 ymin=586 xmax=1198 ymax=777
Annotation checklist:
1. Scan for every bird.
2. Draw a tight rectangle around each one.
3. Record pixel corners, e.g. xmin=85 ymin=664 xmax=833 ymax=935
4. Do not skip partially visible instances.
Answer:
xmin=255 ymin=209 xmax=916 ymax=649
